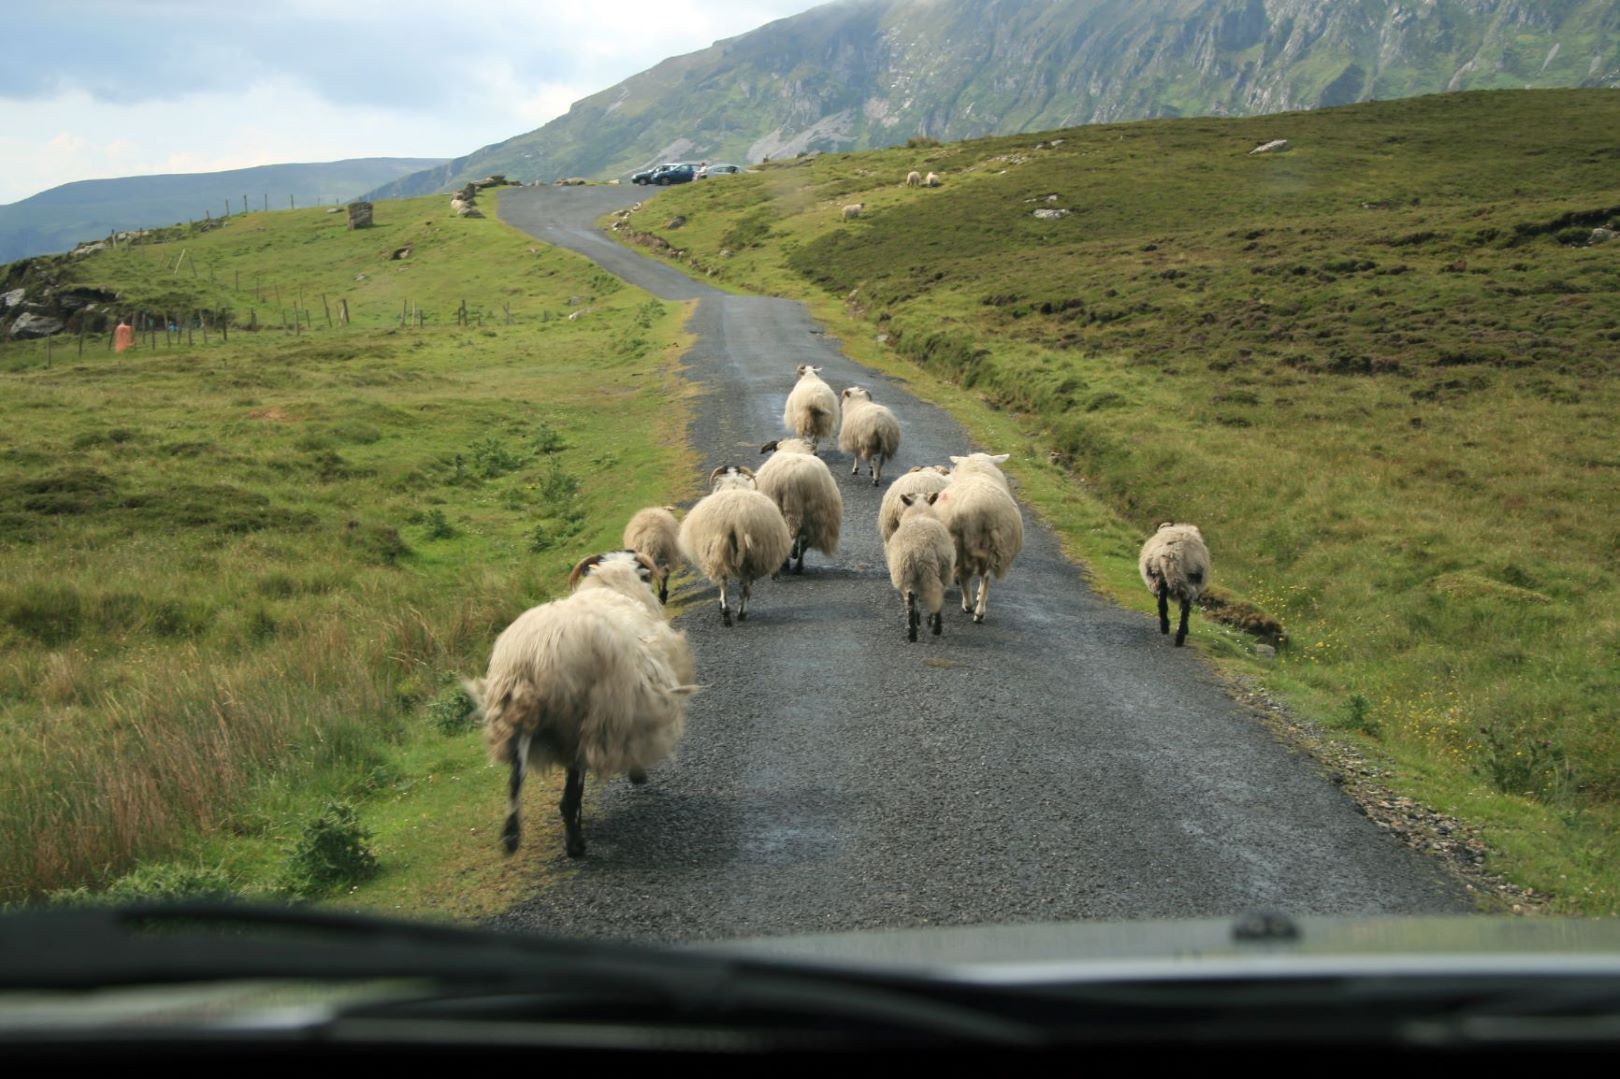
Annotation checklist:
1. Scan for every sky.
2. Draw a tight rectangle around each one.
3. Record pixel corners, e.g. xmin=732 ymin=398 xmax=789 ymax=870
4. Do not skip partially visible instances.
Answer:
xmin=0 ymin=0 xmax=824 ymax=204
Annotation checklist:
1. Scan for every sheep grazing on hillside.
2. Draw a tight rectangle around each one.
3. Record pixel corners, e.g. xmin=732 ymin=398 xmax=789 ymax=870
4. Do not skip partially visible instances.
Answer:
xmin=783 ymin=365 xmax=840 ymax=450
xmin=757 ymin=438 xmax=843 ymax=575
xmin=936 ymin=453 xmax=1024 ymax=623
xmin=1138 ymin=522 xmax=1211 ymax=647
xmin=623 ymin=505 xmax=681 ymax=603
xmin=842 ymin=202 xmax=865 ymax=221
xmin=465 ymin=551 xmax=697 ymax=859
xmin=678 ymin=465 xmax=793 ymax=625
xmin=878 ymin=465 xmax=951 ymax=543
xmin=838 ymin=386 xmax=902 ymax=486
xmin=905 ymin=170 xmax=923 ymax=188
xmin=924 ymin=172 xmax=942 ymax=188
xmin=885 ymin=491 xmax=956 ymax=642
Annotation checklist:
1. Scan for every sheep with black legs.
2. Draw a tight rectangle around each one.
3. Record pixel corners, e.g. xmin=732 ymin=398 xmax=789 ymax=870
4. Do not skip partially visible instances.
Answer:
xmin=935 ymin=452 xmax=1024 ymax=624
xmin=678 ymin=465 xmax=793 ymax=625
xmin=838 ymin=386 xmax=901 ymax=486
xmin=757 ymin=438 xmax=842 ymax=575
xmin=885 ymin=491 xmax=955 ymax=641
xmin=622 ymin=505 xmax=680 ymax=603
xmin=464 ymin=551 xmax=697 ymax=859
xmin=1138 ymin=522 xmax=1211 ymax=646
xmin=878 ymin=464 xmax=950 ymax=544
xmin=783 ymin=365 xmax=839 ymax=451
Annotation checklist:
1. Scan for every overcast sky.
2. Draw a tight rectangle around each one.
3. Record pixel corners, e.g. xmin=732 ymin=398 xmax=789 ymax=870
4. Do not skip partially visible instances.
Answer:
xmin=0 ymin=0 xmax=823 ymax=204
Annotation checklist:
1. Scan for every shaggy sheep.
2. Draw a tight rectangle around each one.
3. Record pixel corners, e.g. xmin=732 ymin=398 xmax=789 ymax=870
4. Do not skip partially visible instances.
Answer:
xmin=947 ymin=452 xmax=1013 ymax=494
xmin=838 ymin=386 xmax=902 ymax=486
xmin=464 ymin=551 xmax=697 ymax=858
xmin=783 ymin=365 xmax=840 ymax=450
xmin=842 ymin=202 xmax=864 ymax=221
xmin=678 ymin=465 xmax=793 ymax=625
xmin=878 ymin=465 xmax=950 ymax=543
xmin=924 ymin=172 xmax=942 ymax=187
xmin=1138 ymin=521 xmax=1211 ymax=646
xmin=623 ymin=505 xmax=681 ymax=603
xmin=885 ymin=492 xmax=956 ymax=642
xmin=757 ymin=438 xmax=843 ymax=575
xmin=905 ymin=170 xmax=923 ymax=188
xmin=936 ymin=454 xmax=1024 ymax=623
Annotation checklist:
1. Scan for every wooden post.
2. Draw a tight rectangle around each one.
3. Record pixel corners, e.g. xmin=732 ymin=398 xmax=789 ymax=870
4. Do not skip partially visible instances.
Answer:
xmin=173 ymin=248 xmax=187 ymax=273
xmin=225 ymin=199 xmax=231 ymax=217
xmin=187 ymin=322 xmax=193 ymax=346
xmin=290 ymin=194 xmax=295 ymax=210
xmin=504 ymin=302 xmax=511 ymax=325
xmin=243 ymin=195 xmax=248 ymax=214
xmin=322 ymin=293 xmax=332 ymax=327
xmin=249 ymin=308 xmax=257 ymax=330
xmin=273 ymin=284 xmax=280 ymax=306
xmin=339 ymin=298 xmax=349 ymax=325
xmin=46 ymin=336 xmax=53 ymax=368
xmin=263 ymin=194 xmax=268 ymax=212
xmin=200 ymin=309 xmax=208 ymax=344
xmin=221 ymin=311 xmax=229 ymax=342
xmin=78 ymin=322 xmax=85 ymax=358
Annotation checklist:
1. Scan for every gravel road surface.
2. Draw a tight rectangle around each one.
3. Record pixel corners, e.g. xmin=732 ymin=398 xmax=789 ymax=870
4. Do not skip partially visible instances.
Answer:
xmin=492 ymin=184 xmax=1469 ymax=942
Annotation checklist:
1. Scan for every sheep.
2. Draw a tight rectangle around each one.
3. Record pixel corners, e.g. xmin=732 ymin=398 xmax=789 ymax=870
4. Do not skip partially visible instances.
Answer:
xmin=1138 ymin=522 xmax=1211 ymax=647
xmin=842 ymin=202 xmax=864 ymax=221
xmin=905 ymin=170 xmax=922 ymax=188
xmin=885 ymin=491 xmax=956 ymax=642
xmin=936 ymin=454 xmax=1024 ymax=623
xmin=838 ymin=386 xmax=902 ymax=486
xmin=878 ymin=464 xmax=951 ymax=544
xmin=924 ymin=172 xmax=942 ymax=187
xmin=464 ymin=551 xmax=697 ymax=858
xmin=678 ymin=465 xmax=793 ymax=625
xmin=783 ymin=364 xmax=840 ymax=450
xmin=757 ymin=438 xmax=843 ymax=575
xmin=623 ymin=505 xmax=681 ymax=603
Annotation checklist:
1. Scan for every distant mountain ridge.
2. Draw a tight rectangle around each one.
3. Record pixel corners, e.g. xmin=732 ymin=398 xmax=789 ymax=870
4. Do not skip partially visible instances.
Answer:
xmin=0 ymin=158 xmax=448 ymax=263
xmin=366 ymin=0 xmax=1620 ymax=199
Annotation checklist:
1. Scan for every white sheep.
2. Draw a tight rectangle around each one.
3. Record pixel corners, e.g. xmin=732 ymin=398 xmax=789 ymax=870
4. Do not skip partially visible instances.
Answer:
xmin=936 ymin=453 xmax=1024 ymax=623
xmin=885 ymin=491 xmax=956 ymax=642
xmin=678 ymin=465 xmax=793 ymax=625
xmin=924 ymin=172 xmax=942 ymax=187
xmin=838 ymin=386 xmax=902 ymax=486
xmin=757 ymin=438 xmax=843 ymax=575
xmin=878 ymin=464 xmax=950 ymax=544
xmin=1138 ymin=521 xmax=1211 ymax=646
xmin=623 ymin=505 xmax=681 ymax=603
xmin=783 ymin=364 xmax=840 ymax=450
xmin=464 ymin=551 xmax=697 ymax=858
xmin=842 ymin=202 xmax=864 ymax=221
xmin=905 ymin=170 xmax=923 ymax=188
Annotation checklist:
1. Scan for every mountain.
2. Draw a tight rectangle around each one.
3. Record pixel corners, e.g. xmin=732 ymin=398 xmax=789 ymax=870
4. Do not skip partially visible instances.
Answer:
xmin=366 ymin=0 xmax=1620 ymax=200
xmin=0 ymin=158 xmax=448 ymax=263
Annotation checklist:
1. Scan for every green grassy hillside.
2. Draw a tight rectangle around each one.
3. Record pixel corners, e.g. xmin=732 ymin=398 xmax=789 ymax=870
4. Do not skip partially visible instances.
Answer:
xmin=620 ymin=88 xmax=1620 ymax=915
xmin=0 ymin=195 xmax=694 ymax=908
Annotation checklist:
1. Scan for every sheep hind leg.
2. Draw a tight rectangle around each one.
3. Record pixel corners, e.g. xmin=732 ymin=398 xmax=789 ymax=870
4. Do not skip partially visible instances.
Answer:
xmin=1175 ymin=597 xmax=1191 ymax=647
xmin=794 ymin=533 xmax=806 ymax=575
xmin=973 ymin=576 xmax=990 ymax=624
xmin=906 ymin=591 xmax=919 ymax=642
xmin=738 ymin=579 xmax=752 ymax=621
xmin=720 ymin=579 xmax=733 ymax=627
xmin=560 ymin=762 xmax=586 ymax=858
xmin=851 ymin=454 xmax=861 ymax=476
xmin=872 ymin=455 xmax=884 ymax=487
xmin=1157 ymin=583 xmax=1170 ymax=635
xmin=960 ymin=571 xmax=974 ymax=614
xmin=931 ymin=610 xmax=943 ymax=636
xmin=501 ymin=731 xmax=531 ymax=855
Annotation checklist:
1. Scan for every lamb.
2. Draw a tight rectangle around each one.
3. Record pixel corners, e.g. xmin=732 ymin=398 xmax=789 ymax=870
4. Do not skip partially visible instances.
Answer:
xmin=783 ymin=364 xmax=840 ymax=450
xmin=622 ymin=505 xmax=681 ymax=603
xmin=757 ymin=438 xmax=843 ymax=574
xmin=1138 ymin=522 xmax=1211 ymax=646
xmin=905 ymin=170 xmax=923 ymax=188
xmin=924 ymin=172 xmax=942 ymax=187
xmin=842 ymin=202 xmax=864 ymax=221
xmin=464 ymin=551 xmax=697 ymax=859
xmin=936 ymin=453 xmax=1024 ymax=623
xmin=678 ymin=465 xmax=793 ymax=625
xmin=837 ymin=386 xmax=902 ymax=486
xmin=885 ymin=492 xmax=956 ymax=642
xmin=878 ymin=465 xmax=950 ymax=544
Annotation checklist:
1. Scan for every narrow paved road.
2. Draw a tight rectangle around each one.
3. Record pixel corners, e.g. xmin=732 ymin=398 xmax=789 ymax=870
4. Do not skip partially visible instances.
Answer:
xmin=494 ymin=185 xmax=1468 ymax=941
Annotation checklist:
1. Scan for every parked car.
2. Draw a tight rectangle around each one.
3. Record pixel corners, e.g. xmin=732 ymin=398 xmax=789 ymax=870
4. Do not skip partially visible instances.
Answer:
xmin=631 ymin=164 xmax=674 ymax=185
xmin=651 ymin=164 xmax=696 ymax=185
xmin=698 ymin=163 xmax=742 ymax=177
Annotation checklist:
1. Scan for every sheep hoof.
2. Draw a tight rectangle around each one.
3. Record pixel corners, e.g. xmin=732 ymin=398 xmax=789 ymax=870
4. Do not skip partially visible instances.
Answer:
xmin=907 ymin=626 xmax=917 ymax=642
xmin=972 ymin=613 xmax=985 ymax=624
xmin=872 ymin=478 xmax=880 ymax=487
xmin=931 ymin=616 xmax=942 ymax=636
xmin=501 ymin=826 xmax=520 ymax=856
xmin=737 ymin=610 xmax=748 ymax=622
xmin=793 ymin=561 xmax=804 ymax=575
xmin=628 ymin=768 xmax=648 ymax=786
xmin=565 ymin=838 xmax=587 ymax=859
xmin=722 ymin=609 xmax=733 ymax=627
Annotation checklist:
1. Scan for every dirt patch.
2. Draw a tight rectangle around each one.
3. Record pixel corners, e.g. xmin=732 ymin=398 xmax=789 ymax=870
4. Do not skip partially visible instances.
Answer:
xmin=247 ymin=407 xmax=296 ymax=423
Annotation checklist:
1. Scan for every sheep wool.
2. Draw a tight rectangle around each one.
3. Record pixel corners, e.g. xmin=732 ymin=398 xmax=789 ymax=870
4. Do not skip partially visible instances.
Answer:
xmin=937 ymin=453 xmax=1024 ymax=623
xmin=1138 ymin=522 xmax=1211 ymax=647
xmin=878 ymin=465 xmax=951 ymax=543
xmin=623 ymin=505 xmax=681 ymax=603
xmin=885 ymin=492 xmax=956 ymax=641
xmin=679 ymin=465 xmax=793 ymax=625
xmin=756 ymin=440 xmax=843 ymax=574
xmin=838 ymin=386 xmax=902 ymax=486
xmin=783 ymin=365 xmax=840 ymax=450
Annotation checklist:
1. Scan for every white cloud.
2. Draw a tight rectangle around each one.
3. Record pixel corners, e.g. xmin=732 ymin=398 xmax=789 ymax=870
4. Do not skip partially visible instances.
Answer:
xmin=0 ymin=0 xmax=822 ymax=203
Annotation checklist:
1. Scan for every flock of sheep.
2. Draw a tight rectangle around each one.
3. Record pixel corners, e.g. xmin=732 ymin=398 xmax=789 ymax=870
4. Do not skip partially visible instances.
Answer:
xmin=464 ymin=363 xmax=1211 ymax=858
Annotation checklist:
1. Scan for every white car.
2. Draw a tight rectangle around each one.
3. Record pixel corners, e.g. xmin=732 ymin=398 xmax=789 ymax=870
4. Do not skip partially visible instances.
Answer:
xmin=697 ymin=163 xmax=743 ymax=178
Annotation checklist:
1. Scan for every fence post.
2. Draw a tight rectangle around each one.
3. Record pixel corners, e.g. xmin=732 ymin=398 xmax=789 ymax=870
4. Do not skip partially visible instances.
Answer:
xmin=322 ymin=293 xmax=332 ymax=327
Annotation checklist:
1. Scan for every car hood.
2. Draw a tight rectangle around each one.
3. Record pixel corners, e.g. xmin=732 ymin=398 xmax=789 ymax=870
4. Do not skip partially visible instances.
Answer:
xmin=691 ymin=915 xmax=1620 ymax=983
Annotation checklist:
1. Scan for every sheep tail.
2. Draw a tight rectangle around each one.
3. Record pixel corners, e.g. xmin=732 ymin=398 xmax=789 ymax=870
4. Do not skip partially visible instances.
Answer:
xmin=468 ymin=672 xmax=539 ymax=764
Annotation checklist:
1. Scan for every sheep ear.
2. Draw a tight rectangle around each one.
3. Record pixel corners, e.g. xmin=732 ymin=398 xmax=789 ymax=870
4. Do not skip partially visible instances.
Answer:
xmin=924 ymin=492 xmax=940 ymax=505
xmin=949 ymin=455 xmax=964 ymax=465
xmin=568 ymin=554 xmax=604 ymax=589
xmin=900 ymin=493 xmax=916 ymax=506
xmin=989 ymin=453 xmax=1010 ymax=464
xmin=760 ymin=440 xmax=778 ymax=454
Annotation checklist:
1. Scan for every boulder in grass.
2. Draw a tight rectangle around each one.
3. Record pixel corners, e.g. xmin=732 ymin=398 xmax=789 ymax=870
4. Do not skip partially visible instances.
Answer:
xmin=8 ymin=312 xmax=63 ymax=339
xmin=1249 ymin=139 xmax=1291 ymax=155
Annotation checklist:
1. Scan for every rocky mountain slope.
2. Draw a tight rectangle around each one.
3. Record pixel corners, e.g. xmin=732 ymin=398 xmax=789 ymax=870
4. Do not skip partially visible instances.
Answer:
xmin=0 ymin=157 xmax=447 ymax=263
xmin=368 ymin=0 xmax=1620 ymax=197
